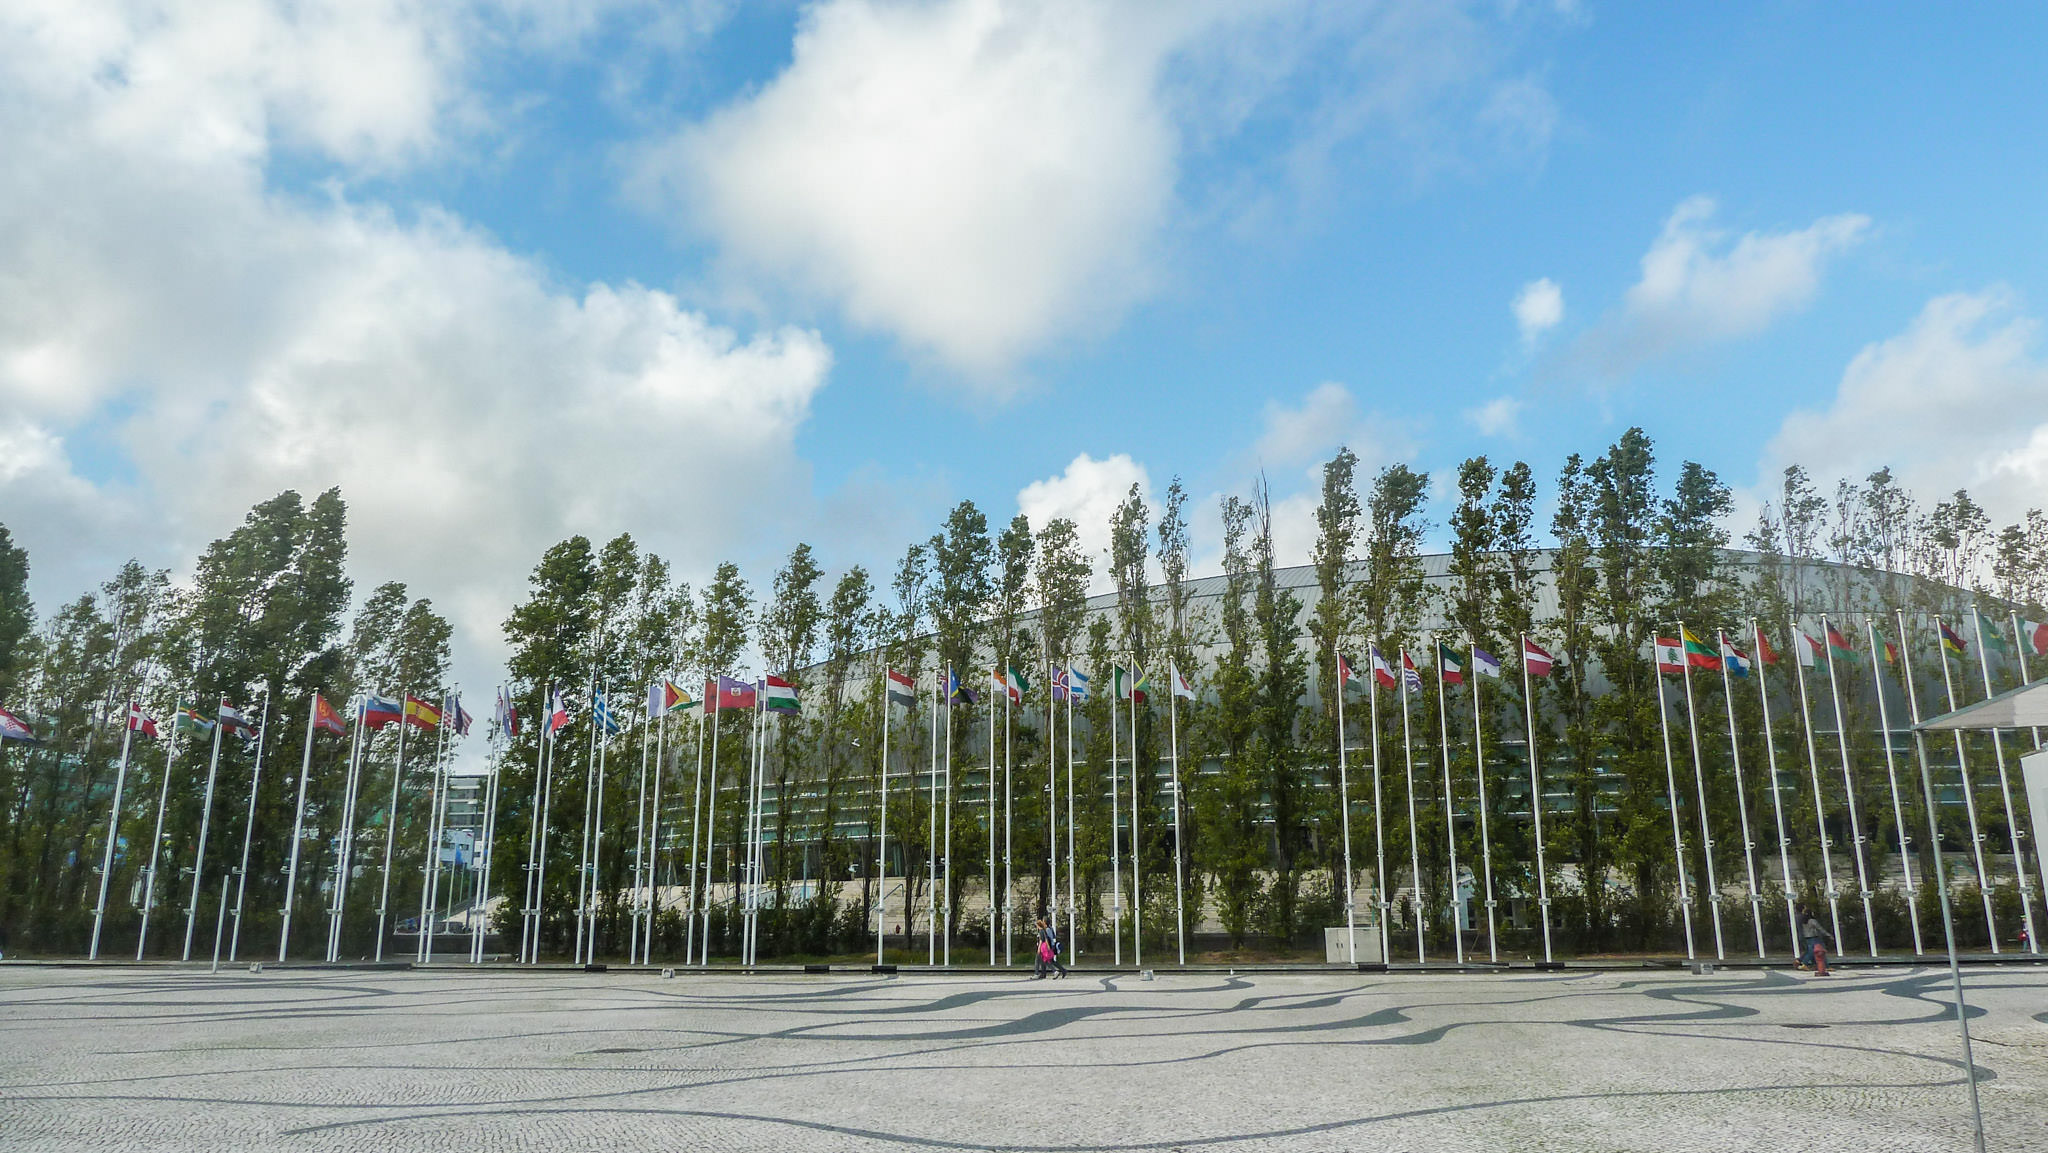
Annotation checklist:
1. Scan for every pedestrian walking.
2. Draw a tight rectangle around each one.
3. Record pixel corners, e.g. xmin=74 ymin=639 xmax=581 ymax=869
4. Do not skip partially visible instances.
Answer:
xmin=1034 ymin=917 xmax=1067 ymax=979
xmin=1800 ymin=910 xmax=1832 ymax=976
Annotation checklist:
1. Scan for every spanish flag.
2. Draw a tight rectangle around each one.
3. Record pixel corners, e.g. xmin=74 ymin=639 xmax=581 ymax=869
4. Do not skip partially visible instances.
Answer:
xmin=404 ymin=695 xmax=442 ymax=730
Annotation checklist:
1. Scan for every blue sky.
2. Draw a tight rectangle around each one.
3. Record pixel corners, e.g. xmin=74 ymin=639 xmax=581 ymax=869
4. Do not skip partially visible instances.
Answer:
xmin=5 ymin=1 xmax=2047 ymax=699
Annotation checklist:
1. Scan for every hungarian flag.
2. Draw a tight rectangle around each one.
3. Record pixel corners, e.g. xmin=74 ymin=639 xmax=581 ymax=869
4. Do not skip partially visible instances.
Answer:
xmin=1719 ymin=635 xmax=1751 ymax=678
xmin=1654 ymin=637 xmax=1686 ymax=675
xmin=1976 ymin=616 xmax=2010 ymax=652
xmin=1170 ymin=665 xmax=1196 ymax=700
xmin=763 ymin=675 xmax=800 ymax=714
xmin=886 ymin=669 xmax=917 ymax=708
xmin=1681 ymin=627 xmax=1720 ymax=670
xmin=175 ymin=705 xmax=216 ymax=735
xmin=1371 ymin=646 xmax=1398 ymax=689
xmin=2024 ymin=619 xmax=2048 ymax=656
xmin=312 ymin=693 xmax=347 ymax=735
xmin=403 ymin=695 xmax=442 ymax=730
xmin=1437 ymin=643 xmax=1464 ymax=685
xmin=362 ymin=695 xmax=403 ymax=730
xmin=1755 ymin=629 xmax=1781 ymax=666
xmin=1792 ymin=626 xmax=1823 ymax=667
xmin=0 ymin=706 xmax=38 ymax=743
xmin=127 ymin=701 xmax=160 ymax=738
xmin=710 ymin=676 xmax=757 ymax=712
xmin=219 ymin=702 xmax=258 ymax=738
xmin=1401 ymin=651 xmax=1423 ymax=694
xmin=1522 ymin=638 xmax=1554 ymax=677
xmin=1940 ymin=621 xmax=1967 ymax=657
xmin=1336 ymin=653 xmax=1356 ymax=686
xmin=1471 ymin=646 xmax=1503 ymax=678
xmin=1824 ymin=623 xmax=1859 ymax=664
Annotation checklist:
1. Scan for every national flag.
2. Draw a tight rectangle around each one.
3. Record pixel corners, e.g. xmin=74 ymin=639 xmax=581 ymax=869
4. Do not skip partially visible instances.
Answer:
xmin=1437 ymin=643 xmax=1464 ymax=685
xmin=991 ymin=666 xmax=1016 ymax=703
xmin=445 ymin=694 xmax=473 ymax=736
xmin=175 ymin=704 xmax=217 ymax=735
xmin=362 ymin=695 xmax=403 ymax=730
xmin=1939 ymin=621 xmax=1967 ymax=657
xmin=1755 ymin=629 xmax=1781 ymax=666
xmin=655 ymin=679 xmax=696 ymax=718
xmin=494 ymin=688 xmax=520 ymax=738
xmin=1975 ymin=616 xmax=2010 ymax=652
xmin=1824 ymin=623 xmax=1859 ymax=664
xmin=1792 ymin=625 xmax=1823 ymax=667
xmin=546 ymin=688 xmax=572 ymax=734
xmin=947 ymin=668 xmax=979 ymax=706
xmin=1050 ymin=667 xmax=1071 ymax=701
xmin=1681 ymin=627 xmax=1721 ymax=670
xmin=763 ymin=675 xmax=800 ymax=714
xmin=127 ymin=702 xmax=161 ymax=739
xmin=1471 ymin=646 xmax=1502 ymax=678
xmin=312 ymin=693 xmax=347 ymax=736
xmin=1067 ymin=668 xmax=1089 ymax=701
xmin=1719 ymin=636 xmax=1751 ymax=678
xmin=0 ymin=706 xmax=38 ymax=744
xmin=1171 ymin=665 xmax=1195 ymax=700
xmin=1654 ymin=636 xmax=1685 ymax=675
xmin=1521 ymin=638 xmax=1554 ymax=677
xmin=2024 ymin=619 xmax=2048 ymax=656
xmin=403 ymin=695 xmax=442 ymax=730
xmin=886 ymin=669 xmax=917 ymax=708
xmin=1008 ymin=665 xmax=1033 ymax=701
xmin=218 ymin=702 xmax=259 ymax=738
xmin=1336 ymin=653 xmax=1356 ymax=686
xmin=1401 ymin=651 xmax=1423 ymax=694
xmin=591 ymin=691 xmax=622 ymax=734
xmin=1871 ymin=629 xmax=1898 ymax=665
xmin=1112 ymin=666 xmax=1149 ymax=703
xmin=711 ymin=676 xmax=757 ymax=712
xmin=1370 ymin=645 xmax=1398 ymax=689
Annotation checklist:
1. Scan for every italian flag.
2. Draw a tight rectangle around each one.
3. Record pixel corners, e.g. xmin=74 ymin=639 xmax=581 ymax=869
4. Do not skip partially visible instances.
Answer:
xmin=763 ymin=675 xmax=800 ymax=714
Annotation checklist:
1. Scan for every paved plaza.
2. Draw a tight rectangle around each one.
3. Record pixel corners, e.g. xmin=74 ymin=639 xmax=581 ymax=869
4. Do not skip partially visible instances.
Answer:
xmin=2 ymin=963 xmax=2045 ymax=1152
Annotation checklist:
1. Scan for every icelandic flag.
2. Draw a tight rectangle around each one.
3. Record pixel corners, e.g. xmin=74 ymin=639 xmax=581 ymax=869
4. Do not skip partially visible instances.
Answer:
xmin=1050 ymin=667 xmax=1070 ymax=701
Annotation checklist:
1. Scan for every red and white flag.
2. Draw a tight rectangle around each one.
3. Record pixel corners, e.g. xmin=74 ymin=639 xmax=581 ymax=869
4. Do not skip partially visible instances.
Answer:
xmin=127 ymin=701 xmax=160 ymax=738
xmin=1370 ymin=646 xmax=1397 ymax=690
xmin=1522 ymin=638 xmax=1554 ymax=677
xmin=1654 ymin=637 xmax=1685 ymax=675
xmin=2024 ymin=619 xmax=2048 ymax=656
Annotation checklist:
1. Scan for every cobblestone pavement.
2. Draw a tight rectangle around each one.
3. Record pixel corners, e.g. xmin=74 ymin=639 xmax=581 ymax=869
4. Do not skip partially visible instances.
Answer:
xmin=2 ymin=963 xmax=2045 ymax=1152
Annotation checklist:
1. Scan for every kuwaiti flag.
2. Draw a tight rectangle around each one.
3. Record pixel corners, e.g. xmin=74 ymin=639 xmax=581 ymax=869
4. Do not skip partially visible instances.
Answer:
xmin=2024 ymin=619 xmax=2048 ymax=656
xmin=219 ymin=702 xmax=259 ymax=738
xmin=313 ymin=693 xmax=347 ymax=735
xmin=1401 ymin=651 xmax=1423 ymax=694
xmin=1471 ymin=646 xmax=1502 ymax=678
xmin=362 ymin=695 xmax=403 ymax=730
xmin=763 ymin=675 xmax=800 ymax=714
xmin=886 ymin=669 xmax=917 ymax=708
xmin=1719 ymin=636 xmax=1751 ymax=678
xmin=1370 ymin=646 xmax=1398 ymax=689
xmin=1654 ymin=636 xmax=1686 ymax=675
xmin=1521 ymin=638 xmax=1554 ymax=677
xmin=0 ymin=705 xmax=38 ymax=743
xmin=1171 ymin=664 xmax=1195 ymax=700
xmin=1436 ymin=643 xmax=1464 ymax=685
xmin=127 ymin=701 xmax=160 ymax=738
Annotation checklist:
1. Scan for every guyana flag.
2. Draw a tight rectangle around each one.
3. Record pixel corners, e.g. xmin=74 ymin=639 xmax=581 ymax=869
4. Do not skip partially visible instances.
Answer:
xmin=1681 ymin=626 xmax=1721 ymax=670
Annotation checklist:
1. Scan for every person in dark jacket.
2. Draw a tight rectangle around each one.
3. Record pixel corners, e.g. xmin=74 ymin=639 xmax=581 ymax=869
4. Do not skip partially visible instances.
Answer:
xmin=1801 ymin=911 xmax=1833 ymax=976
xmin=1034 ymin=918 xmax=1068 ymax=979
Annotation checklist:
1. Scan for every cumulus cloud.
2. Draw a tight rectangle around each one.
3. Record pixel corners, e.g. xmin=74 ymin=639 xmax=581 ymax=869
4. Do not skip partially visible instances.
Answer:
xmin=1512 ymin=277 xmax=1562 ymax=344
xmin=1762 ymin=290 xmax=2048 ymax=523
xmin=1016 ymin=453 xmax=1150 ymax=577
xmin=0 ymin=0 xmax=831 ymax=695
xmin=1575 ymin=197 xmax=1869 ymax=377
xmin=1247 ymin=381 xmax=1416 ymax=479
xmin=1465 ymin=395 xmax=1522 ymax=437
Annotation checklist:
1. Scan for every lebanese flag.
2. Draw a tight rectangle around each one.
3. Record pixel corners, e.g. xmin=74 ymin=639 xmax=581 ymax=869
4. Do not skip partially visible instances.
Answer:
xmin=1522 ymin=638 xmax=1554 ymax=677
xmin=2024 ymin=619 xmax=2048 ymax=656
xmin=127 ymin=701 xmax=160 ymax=738
xmin=1370 ymin=646 xmax=1397 ymax=690
xmin=1654 ymin=637 xmax=1685 ymax=675
xmin=312 ymin=693 xmax=347 ymax=735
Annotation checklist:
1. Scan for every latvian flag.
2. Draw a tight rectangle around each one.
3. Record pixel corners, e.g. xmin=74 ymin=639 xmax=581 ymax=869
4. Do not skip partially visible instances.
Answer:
xmin=1370 ymin=646 xmax=1398 ymax=690
xmin=886 ymin=669 xmax=917 ymax=708
xmin=127 ymin=701 xmax=160 ymax=738
xmin=1521 ymin=638 xmax=1554 ymax=677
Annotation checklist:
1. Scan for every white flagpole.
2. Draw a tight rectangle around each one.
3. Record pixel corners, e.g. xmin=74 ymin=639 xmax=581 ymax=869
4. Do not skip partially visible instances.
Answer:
xmin=747 ymin=684 xmax=767 ymax=964
xmin=1676 ymin=625 xmax=1725 ymax=961
xmin=1866 ymin=620 xmax=1924 ymax=956
xmin=631 ymin=690 xmax=654 ymax=964
xmin=1519 ymin=638 xmax=1553 ymax=965
xmin=878 ymin=671 xmax=890 ymax=966
xmin=683 ymin=685 xmax=705 ymax=966
xmin=1790 ymin=622 xmax=1847 ymax=950
xmin=1431 ymin=634 xmax=1464 ymax=965
xmin=1819 ymin=617 xmax=1879 ymax=957
xmin=700 ymin=685 xmax=722 ymax=966
xmin=279 ymin=694 xmax=320 ymax=962
xmin=1715 ymin=631 xmax=1766 ymax=959
xmin=1399 ymin=651 xmax=1425 ymax=963
xmin=1466 ymin=634 xmax=1498 ymax=964
xmin=644 ymin=685 xmax=673 ymax=965
xmin=374 ymin=691 xmax=413 ymax=963
xmin=422 ymin=702 xmax=455 ymax=965
xmin=89 ymin=703 xmax=139 ymax=960
xmin=1897 ymin=609 xmax=1988 ymax=1151
xmin=1335 ymin=649 xmax=1356 ymax=965
xmin=1370 ymin=651 xmax=1391 ymax=965
xmin=183 ymin=700 xmax=230 ymax=961
xmin=1933 ymin=616 xmax=1999 ymax=947
xmin=1109 ymin=666 xmax=1121 ymax=965
xmin=945 ymin=664 xmax=956 ymax=965
xmin=1063 ymin=665 xmax=1075 ymax=960
xmin=1004 ymin=670 xmax=1014 ymax=967
xmin=1753 ymin=621 xmax=1799 ymax=956
xmin=228 ymin=697 xmax=272 ymax=962
xmin=1972 ymin=608 xmax=2039 ymax=953
xmin=1653 ymin=644 xmax=1698 ymax=962
xmin=1169 ymin=661 xmax=1186 ymax=966
xmin=930 ymin=668 xmax=940 ymax=964
xmin=987 ymin=674 xmax=997 ymax=967
xmin=1044 ymin=657 xmax=1056 ymax=962
xmin=573 ymin=684 xmax=596 ymax=964
xmin=474 ymin=708 xmax=505 ymax=964
xmin=138 ymin=720 xmax=181 ymax=959
xmin=1128 ymin=662 xmax=1142 ymax=969
xmin=329 ymin=697 xmax=369 ymax=963
xmin=521 ymin=690 xmax=551 ymax=964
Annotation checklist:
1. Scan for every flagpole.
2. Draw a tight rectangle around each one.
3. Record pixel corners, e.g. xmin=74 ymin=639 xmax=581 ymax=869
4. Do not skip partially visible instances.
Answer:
xmin=1867 ymin=619 xmax=1924 ymax=956
xmin=183 ymin=699 xmax=230 ymax=961
xmin=930 ymin=668 xmax=941 ymax=965
xmin=1519 ymin=637 xmax=1552 ymax=965
xmin=329 ymin=696 xmax=369 ymax=963
xmin=374 ymin=690 xmax=413 ymax=963
xmin=1897 ymin=610 xmax=1988 ymax=1153
xmin=1466 ymin=634 xmax=1498 ymax=964
xmin=521 ymin=689 xmax=550 ymax=964
xmin=878 ymin=669 xmax=891 ymax=966
xmin=747 ymin=683 xmax=767 ymax=964
xmin=420 ymin=701 xmax=453 ymax=964
xmin=1973 ymin=609 xmax=2039 ymax=955
xmin=1370 ymin=650 xmax=1391 ymax=966
xmin=698 ymin=682 xmax=721 ymax=967
xmin=279 ymin=694 xmax=320 ymax=962
xmin=1064 ymin=665 xmax=1076 ymax=959
xmin=1044 ymin=656 xmax=1056 ymax=965
xmin=1790 ymin=622 xmax=1847 ymax=951
xmin=1169 ymin=662 xmax=1186 ymax=966
xmin=1653 ymin=643 xmax=1697 ymax=962
xmin=1004 ymin=668 xmax=1015 ymax=968
xmin=228 ymin=697 xmax=272 ymax=963
xmin=1754 ymin=622 xmax=1800 ymax=957
xmin=645 ymin=682 xmax=674 ymax=965
xmin=1400 ymin=651 xmax=1424 ymax=963
xmin=1716 ymin=632 xmax=1766 ymax=959
xmin=1432 ymin=634 xmax=1464 ymax=966
xmin=1818 ymin=617 xmax=1879 ymax=957
xmin=987 ymin=672 xmax=998 ymax=967
xmin=1677 ymin=625 xmax=1725 ymax=961
xmin=475 ymin=707 xmax=505 ymax=963
xmin=1933 ymin=616 xmax=1999 ymax=947
xmin=1128 ymin=661 xmax=1142 ymax=970
xmin=1335 ymin=648 xmax=1355 ymax=965
xmin=1109 ymin=665 xmax=1121 ymax=966
xmin=631 ymin=690 xmax=654 ymax=965
xmin=89 ymin=703 xmax=139 ymax=960
xmin=138 ymin=721 xmax=181 ymax=959
xmin=945 ymin=664 xmax=956 ymax=966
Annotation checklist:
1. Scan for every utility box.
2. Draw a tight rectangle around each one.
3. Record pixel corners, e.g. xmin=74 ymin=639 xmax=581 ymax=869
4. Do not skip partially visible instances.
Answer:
xmin=1324 ymin=926 xmax=1384 ymax=964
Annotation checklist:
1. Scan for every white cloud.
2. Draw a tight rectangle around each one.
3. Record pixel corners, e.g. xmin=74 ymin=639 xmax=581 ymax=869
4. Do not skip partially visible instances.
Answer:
xmin=1576 ymin=196 xmax=1869 ymax=376
xmin=0 ymin=0 xmax=832 ymax=702
xmin=1465 ymin=395 xmax=1522 ymax=437
xmin=1762 ymin=289 xmax=2048 ymax=523
xmin=1016 ymin=453 xmax=1151 ymax=577
xmin=1512 ymin=277 xmax=1563 ymax=344
xmin=1246 ymin=381 xmax=1416 ymax=478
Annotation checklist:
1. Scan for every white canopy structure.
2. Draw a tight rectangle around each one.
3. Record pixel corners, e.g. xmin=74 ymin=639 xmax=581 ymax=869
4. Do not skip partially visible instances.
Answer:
xmin=1915 ymin=680 xmax=2048 ymax=731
